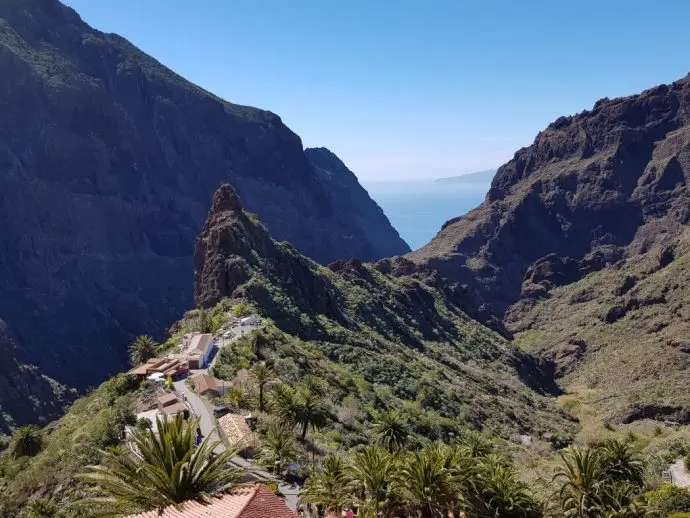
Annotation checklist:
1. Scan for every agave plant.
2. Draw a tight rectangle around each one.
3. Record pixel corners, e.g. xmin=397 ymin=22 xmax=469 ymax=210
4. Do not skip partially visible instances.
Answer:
xmin=80 ymin=415 xmax=242 ymax=516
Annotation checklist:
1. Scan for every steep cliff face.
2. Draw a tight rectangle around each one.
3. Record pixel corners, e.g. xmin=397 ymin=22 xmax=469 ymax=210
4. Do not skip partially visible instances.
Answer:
xmin=409 ymin=75 xmax=690 ymax=422
xmin=305 ymin=147 xmax=410 ymax=257
xmin=194 ymin=185 xmax=575 ymax=438
xmin=0 ymin=0 xmax=406 ymax=399
xmin=0 ymin=321 xmax=71 ymax=437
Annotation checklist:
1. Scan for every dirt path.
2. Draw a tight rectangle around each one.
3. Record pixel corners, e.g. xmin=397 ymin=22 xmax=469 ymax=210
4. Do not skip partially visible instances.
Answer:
xmin=670 ymin=458 xmax=690 ymax=487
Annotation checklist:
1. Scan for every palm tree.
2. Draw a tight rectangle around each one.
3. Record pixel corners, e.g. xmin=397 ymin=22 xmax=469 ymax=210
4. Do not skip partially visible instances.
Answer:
xmin=128 ymin=335 xmax=158 ymax=366
xmin=598 ymin=483 xmax=648 ymax=518
xmin=456 ymin=430 xmax=494 ymax=458
xmin=476 ymin=462 xmax=541 ymax=518
xmin=10 ymin=425 xmax=43 ymax=459
xmin=24 ymin=499 xmax=57 ymax=518
xmin=598 ymin=439 xmax=645 ymax=488
xmin=300 ymin=454 xmax=354 ymax=515
xmin=400 ymin=446 xmax=462 ymax=518
xmin=349 ymin=445 xmax=402 ymax=518
xmin=80 ymin=415 xmax=242 ymax=516
xmin=249 ymin=363 xmax=277 ymax=412
xmin=260 ymin=422 xmax=298 ymax=475
xmin=225 ymin=386 xmax=254 ymax=411
xmin=553 ymin=447 xmax=605 ymax=518
xmin=268 ymin=383 xmax=299 ymax=424
xmin=373 ymin=410 xmax=409 ymax=453
xmin=295 ymin=388 xmax=328 ymax=441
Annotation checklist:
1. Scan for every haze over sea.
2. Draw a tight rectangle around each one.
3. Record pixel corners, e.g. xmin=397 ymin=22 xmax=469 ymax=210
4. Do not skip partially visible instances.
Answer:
xmin=364 ymin=177 xmax=491 ymax=251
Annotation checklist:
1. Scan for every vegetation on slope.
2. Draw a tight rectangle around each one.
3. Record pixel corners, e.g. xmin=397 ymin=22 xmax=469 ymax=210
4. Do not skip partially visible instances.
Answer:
xmin=194 ymin=185 xmax=576 ymax=442
xmin=0 ymin=375 xmax=144 ymax=516
xmin=513 ymin=229 xmax=690 ymax=424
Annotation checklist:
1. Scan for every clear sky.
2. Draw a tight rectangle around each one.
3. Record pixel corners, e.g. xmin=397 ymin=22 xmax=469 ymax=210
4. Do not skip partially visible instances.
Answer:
xmin=63 ymin=0 xmax=690 ymax=180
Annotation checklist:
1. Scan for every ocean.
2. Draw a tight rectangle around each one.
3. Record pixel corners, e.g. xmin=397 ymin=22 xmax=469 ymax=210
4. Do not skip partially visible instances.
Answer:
xmin=363 ymin=180 xmax=490 ymax=252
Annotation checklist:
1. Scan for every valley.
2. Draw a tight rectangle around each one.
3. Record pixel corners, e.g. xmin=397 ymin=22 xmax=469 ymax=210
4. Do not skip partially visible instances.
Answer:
xmin=0 ymin=0 xmax=689 ymax=516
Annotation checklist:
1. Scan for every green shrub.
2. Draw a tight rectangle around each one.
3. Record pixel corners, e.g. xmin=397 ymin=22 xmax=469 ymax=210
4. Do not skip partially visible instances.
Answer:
xmin=10 ymin=426 xmax=43 ymax=459
xmin=232 ymin=302 xmax=253 ymax=318
xmin=685 ymin=454 xmax=690 ymax=472
xmin=646 ymin=485 xmax=690 ymax=514
xmin=136 ymin=418 xmax=152 ymax=432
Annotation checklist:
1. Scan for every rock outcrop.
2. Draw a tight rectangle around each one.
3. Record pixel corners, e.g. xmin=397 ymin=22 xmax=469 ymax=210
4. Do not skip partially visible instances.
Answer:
xmin=0 ymin=0 xmax=406 ymax=412
xmin=409 ymin=74 xmax=690 ymax=422
xmin=194 ymin=185 xmax=576 ymax=438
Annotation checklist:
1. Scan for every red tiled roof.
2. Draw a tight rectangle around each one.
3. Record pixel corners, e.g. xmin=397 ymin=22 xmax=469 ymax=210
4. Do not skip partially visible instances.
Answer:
xmin=161 ymin=401 xmax=187 ymax=416
xmin=192 ymin=373 xmax=219 ymax=394
xmin=158 ymin=392 xmax=179 ymax=407
xmin=125 ymin=485 xmax=296 ymax=518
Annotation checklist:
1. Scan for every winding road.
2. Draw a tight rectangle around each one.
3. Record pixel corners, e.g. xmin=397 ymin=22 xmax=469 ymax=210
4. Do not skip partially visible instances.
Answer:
xmin=174 ymin=321 xmax=300 ymax=510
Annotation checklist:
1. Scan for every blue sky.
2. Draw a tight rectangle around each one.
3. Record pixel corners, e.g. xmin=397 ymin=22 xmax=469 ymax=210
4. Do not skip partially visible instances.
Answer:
xmin=63 ymin=0 xmax=690 ymax=180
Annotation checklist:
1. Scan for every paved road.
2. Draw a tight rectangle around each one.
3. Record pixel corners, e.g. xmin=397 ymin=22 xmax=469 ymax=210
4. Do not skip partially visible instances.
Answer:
xmin=670 ymin=458 xmax=690 ymax=487
xmin=175 ymin=322 xmax=301 ymax=509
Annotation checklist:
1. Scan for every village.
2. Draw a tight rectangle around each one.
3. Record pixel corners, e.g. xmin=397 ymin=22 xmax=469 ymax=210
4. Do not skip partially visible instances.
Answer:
xmin=126 ymin=314 xmax=302 ymax=516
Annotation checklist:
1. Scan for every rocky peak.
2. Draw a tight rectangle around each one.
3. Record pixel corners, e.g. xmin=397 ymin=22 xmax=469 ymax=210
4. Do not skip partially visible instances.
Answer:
xmin=211 ymin=184 xmax=244 ymax=215
xmin=0 ymin=0 xmax=409 ymax=429
xmin=410 ymin=73 xmax=690 ymax=322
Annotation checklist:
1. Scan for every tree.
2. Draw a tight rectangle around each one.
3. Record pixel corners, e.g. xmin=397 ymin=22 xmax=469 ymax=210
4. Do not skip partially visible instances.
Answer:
xmin=128 ymin=335 xmax=158 ymax=366
xmin=165 ymin=373 xmax=174 ymax=391
xmin=400 ymin=446 xmax=462 ymax=518
xmin=348 ymin=445 xmax=402 ymax=518
xmin=456 ymin=430 xmax=494 ymax=458
xmin=225 ymin=387 xmax=254 ymax=411
xmin=80 ymin=415 xmax=242 ymax=515
xmin=373 ymin=411 xmax=409 ymax=453
xmin=249 ymin=363 xmax=277 ymax=412
xmin=23 ymin=499 xmax=57 ymax=518
xmin=261 ymin=422 xmax=298 ymax=475
xmin=598 ymin=439 xmax=645 ymax=488
xmin=10 ymin=425 xmax=44 ymax=459
xmin=295 ymin=387 xmax=328 ymax=441
xmin=198 ymin=308 xmax=211 ymax=333
xmin=300 ymin=454 xmax=354 ymax=515
xmin=475 ymin=461 xmax=541 ymax=518
xmin=553 ymin=447 xmax=605 ymax=518
xmin=135 ymin=417 xmax=152 ymax=432
xmin=268 ymin=383 xmax=299 ymax=425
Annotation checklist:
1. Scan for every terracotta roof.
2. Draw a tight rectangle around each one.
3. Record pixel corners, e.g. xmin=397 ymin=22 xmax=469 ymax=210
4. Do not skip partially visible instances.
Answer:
xmin=192 ymin=373 xmax=219 ymax=394
xmin=161 ymin=401 xmax=187 ymax=416
xmin=125 ymin=485 xmax=296 ymax=518
xmin=158 ymin=392 xmax=179 ymax=407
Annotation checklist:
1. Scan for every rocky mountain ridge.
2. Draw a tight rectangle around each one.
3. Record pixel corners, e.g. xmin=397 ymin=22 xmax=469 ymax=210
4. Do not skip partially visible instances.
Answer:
xmin=0 ymin=0 xmax=407 ymax=422
xmin=409 ymin=74 xmax=690 ymax=422
xmin=193 ymin=184 xmax=575 ymax=438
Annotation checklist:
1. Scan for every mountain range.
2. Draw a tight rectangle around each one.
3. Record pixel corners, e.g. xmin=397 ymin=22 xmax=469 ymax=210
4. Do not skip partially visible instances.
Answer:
xmin=0 ymin=0 xmax=689 ymax=449
xmin=409 ymin=77 xmax=690 ymax=423
xmin=0 ymin=0 xmax=407 ymax=432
